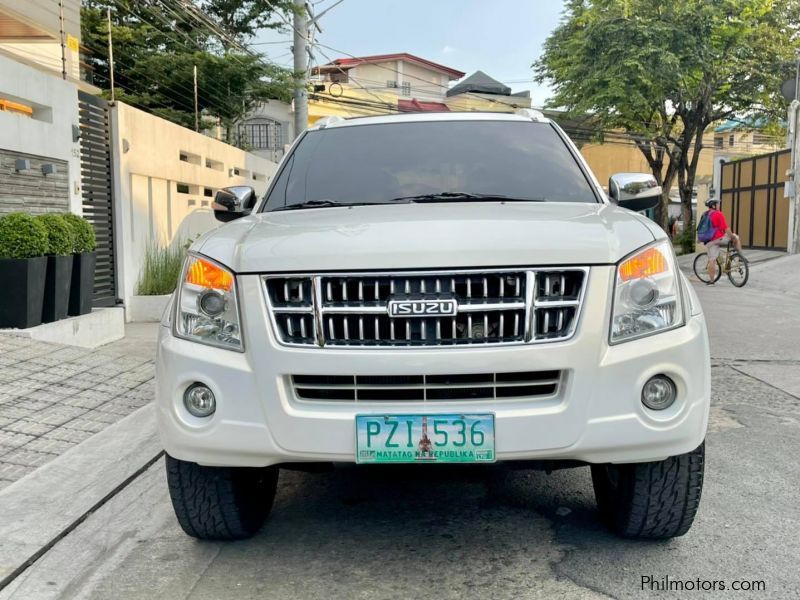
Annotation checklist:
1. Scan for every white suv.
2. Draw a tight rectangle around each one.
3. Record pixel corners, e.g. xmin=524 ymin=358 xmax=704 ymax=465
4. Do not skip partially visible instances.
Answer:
xmin=157 ymin=111 xmax=709 ymax=541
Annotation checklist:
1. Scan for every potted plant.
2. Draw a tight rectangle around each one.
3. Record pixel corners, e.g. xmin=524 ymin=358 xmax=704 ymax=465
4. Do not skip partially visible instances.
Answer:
xmin=0 ymin=213 xmax=49 ymax=329
xmin=36 ymin=213 xmax=74 ymax=323
xmin=63 ymin=213 xmax=97 ymax=316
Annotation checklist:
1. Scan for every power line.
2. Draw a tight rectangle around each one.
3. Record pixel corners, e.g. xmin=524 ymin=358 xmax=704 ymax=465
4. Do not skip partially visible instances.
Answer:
xmin=92 ymin=3 xmax=235 ymax=109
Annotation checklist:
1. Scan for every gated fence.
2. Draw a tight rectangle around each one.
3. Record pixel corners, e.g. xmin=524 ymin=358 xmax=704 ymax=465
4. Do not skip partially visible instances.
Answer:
xmin=719 ymin=149 xmax=791 ymax=249
xmin=78 ymin=91 xmax=117 ymax=307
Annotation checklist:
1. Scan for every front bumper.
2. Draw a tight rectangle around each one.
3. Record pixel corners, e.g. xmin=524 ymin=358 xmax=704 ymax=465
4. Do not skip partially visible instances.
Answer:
xmin=156 ymin=268 xmax=710 ymax=467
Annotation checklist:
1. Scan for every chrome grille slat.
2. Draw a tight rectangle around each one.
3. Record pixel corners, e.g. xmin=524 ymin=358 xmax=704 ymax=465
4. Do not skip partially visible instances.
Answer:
xmin=265 ymin=268 xmax=587 ymax=348
xmin=292 ymin=370 xmax=562 ymax=402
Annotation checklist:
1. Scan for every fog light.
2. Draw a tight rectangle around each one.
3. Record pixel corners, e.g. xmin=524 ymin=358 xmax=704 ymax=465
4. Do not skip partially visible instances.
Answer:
xmin=641 ymin=375 xmax=677 ymax=410
xmin=184 ymin=383 xmax=216 ymax=417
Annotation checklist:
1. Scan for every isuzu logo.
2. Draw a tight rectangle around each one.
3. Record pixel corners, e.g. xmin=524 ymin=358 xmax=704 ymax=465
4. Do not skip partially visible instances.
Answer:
xmin=387 ymin=298 xmax=458 ymax=317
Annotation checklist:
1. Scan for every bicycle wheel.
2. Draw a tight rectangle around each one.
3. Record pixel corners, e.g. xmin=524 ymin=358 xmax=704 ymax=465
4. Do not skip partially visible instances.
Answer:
xmin=693 ymin=253 xmax=722 ymax=283
xmin=727 ymin=253 xmax=749 ymax=287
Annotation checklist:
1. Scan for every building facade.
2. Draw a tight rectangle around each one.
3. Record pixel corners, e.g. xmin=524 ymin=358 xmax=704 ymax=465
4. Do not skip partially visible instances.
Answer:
xmin=714 ymin=119 xmax=785 ymax=161
xmin=0 ymin=0 xmax=88 ymax=216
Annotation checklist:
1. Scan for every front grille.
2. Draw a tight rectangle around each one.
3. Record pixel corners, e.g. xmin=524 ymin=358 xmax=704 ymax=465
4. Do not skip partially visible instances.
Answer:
xmin=292 ymin=371 xmax=562 ymax=402
xmin=265 ymin=268 xmax=587 ymax=348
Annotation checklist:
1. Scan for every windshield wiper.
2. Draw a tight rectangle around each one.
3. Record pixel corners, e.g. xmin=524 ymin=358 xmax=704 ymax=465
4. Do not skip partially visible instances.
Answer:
xmin=272 ymin=200 xmax=387 ymax=212
xmin=389 ymin=192 xmax=546 ymax=203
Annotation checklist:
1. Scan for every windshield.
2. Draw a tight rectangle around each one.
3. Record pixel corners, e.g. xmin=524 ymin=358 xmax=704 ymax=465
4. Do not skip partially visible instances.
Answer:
xmin=263 ymin=120 xmax=598 ymax=211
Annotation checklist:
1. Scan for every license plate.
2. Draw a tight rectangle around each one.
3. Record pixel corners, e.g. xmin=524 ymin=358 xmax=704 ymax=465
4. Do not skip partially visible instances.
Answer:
xmin=355 ymin=414 xmax=495 ymax=464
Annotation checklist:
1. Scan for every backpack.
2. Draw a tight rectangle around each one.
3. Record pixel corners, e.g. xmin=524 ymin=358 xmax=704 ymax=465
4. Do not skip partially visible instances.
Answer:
xmin=697 ymin=210 xmax=716 ymax=243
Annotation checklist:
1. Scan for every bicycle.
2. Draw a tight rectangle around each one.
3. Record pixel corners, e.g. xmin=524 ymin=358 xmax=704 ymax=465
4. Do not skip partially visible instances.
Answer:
xmin=692 ymin=240 xmax=749 ymax=287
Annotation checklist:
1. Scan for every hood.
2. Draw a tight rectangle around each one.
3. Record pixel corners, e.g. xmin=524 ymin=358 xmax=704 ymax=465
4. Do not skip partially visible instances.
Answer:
xmin=198 ymin=202 xmax=660 ymax=273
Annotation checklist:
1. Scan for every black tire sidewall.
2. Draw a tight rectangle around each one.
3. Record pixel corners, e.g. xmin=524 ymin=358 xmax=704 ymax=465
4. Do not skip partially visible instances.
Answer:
xmin=727 ymin=256 xmax=749 ymax=287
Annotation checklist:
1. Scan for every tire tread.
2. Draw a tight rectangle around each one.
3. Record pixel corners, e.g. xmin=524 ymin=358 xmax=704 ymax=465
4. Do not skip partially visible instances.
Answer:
xmin=592 ymin=442 xmax=705 ymax=539
xmin=166 ymin=454 xmax=278 ymax=540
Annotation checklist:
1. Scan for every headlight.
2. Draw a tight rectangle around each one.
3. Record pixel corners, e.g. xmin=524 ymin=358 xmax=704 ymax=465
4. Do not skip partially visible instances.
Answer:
xmin=174 ymin=253 xmax=243 ymax=351
xmin=610 ymin=240 xmax=684 ymax=344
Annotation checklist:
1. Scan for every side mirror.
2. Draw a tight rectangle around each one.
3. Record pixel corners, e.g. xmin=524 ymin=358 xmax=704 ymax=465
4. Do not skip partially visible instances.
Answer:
xmin=608 ymin=173 xmax=662 ymax=212
xmin=213 ymin=186 xmax=257 ymax=223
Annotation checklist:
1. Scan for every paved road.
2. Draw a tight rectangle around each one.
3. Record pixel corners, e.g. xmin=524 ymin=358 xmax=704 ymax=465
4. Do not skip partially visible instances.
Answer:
xmin=3 ymin=254 xmax=800 ymax=600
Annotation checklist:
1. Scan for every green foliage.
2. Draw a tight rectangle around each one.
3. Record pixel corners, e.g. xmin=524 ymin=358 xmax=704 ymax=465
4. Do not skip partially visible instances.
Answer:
xmin=535 ymin=0 xmax=800 ymax=227
xmin=0 ymin=213 xmax=49 ymax=260
xmin=197 ymin=0 xmax=297 ymax=38
xmin=136 ymin=241 xmax=186 ymax=296
xmin=35 ymin=214 xmax=74 ymax=256
xmin=675 ymin=221 xmax=697 ymax=255
xmin=62 ymin=213 xmax=97 ymax=253
xmin=81 ymin=1 xmax=294 ymax=140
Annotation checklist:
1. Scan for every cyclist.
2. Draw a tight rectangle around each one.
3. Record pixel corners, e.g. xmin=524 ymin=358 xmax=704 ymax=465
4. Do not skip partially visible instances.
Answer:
xmin=703 ymin=199 xmax=742 ymax=284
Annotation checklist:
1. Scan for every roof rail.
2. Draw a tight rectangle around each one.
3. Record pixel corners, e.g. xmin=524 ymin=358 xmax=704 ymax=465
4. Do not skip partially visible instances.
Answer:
xmin=314 ymin=115 xmax=346 ymax=129
xmin=514 ymin=108 xmax=545 ymax=122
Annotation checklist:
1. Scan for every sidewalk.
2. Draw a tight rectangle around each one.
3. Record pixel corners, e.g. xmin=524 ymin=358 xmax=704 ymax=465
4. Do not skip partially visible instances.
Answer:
xmin=677 ymin=247 xmax=786 ymax=275
xmin=0 ymin=324 xmax=158 ymax=491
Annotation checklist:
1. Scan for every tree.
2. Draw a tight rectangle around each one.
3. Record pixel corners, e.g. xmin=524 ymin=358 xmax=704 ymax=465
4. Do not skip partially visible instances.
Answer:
xmin=535 ymin=0 xmax=799 ymax=230
xmin=198 ymin=0 xmax=295 ymax=39
xmin=81 ymin=0 xmax=293 ymax=141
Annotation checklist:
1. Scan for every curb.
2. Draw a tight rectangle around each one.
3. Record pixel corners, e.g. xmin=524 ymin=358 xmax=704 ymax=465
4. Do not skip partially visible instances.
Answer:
xmin=0 ymin=404 xmax=161 ymax=589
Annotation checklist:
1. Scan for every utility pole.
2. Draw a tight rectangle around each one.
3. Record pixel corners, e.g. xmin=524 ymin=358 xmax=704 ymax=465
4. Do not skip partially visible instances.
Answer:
xmin=193 ymin=65 xmax=199 ymax=132
xmin=107 ymin=7 xmax=115 ymax=102
xmin=788 ymin=51 xmax=800 ymax=254
xmin=292 ymin=0 xmax=308 ymax=139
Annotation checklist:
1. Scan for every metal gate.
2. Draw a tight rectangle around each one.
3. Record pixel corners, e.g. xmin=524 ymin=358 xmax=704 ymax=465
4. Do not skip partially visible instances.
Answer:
xmin=78 ymin=91 xmax=117 ymax=306
xmin=719 ymin=149 xmax=791 ymax=249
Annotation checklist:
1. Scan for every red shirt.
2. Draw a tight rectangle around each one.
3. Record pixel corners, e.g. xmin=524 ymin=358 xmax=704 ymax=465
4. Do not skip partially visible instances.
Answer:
xmin=709 ymin=209 xmax=727 ymax=240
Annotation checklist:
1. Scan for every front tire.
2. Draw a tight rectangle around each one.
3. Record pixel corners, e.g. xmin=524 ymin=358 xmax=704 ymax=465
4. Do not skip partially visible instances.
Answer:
xmin=166 ymin=454 xmax=279 ymax=540
xmin=591 ymin=442 xmax=704 ymax=539
xmin=727 ymin=254 xmax=749 ymax=287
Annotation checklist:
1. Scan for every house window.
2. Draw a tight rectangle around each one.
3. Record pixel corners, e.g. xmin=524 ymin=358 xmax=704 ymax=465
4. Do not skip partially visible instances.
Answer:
xmin=204 ymin=188 xmax=213 ymax=197
xmin=330 ymin=71 xmax=348 ymax=84
xmin=236 ymin=120 xmax=284 ymax=150
xmin=714 ymin=137 xmax=723 ymax=149
xmin=387 ymin=80 xmax=398 ymax=89
xmin=752 ymin=133 xmax=774 ymax=145
xmin=176 ymin=183 xmax=190 ymax=194
xmin=728 ymin=134 xmax=735 ymax=147
xmin=401 ymin=82 xmax=411 ymax=96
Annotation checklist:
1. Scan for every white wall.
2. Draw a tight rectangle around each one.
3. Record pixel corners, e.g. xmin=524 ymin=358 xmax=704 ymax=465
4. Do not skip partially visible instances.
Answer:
xmin=0 ymin=0 xmax=81 ymax=80
xmin=111 ymin=102 xmax=278 ymax=312
xmin=0 ymin=52 xmax=81 ymax=213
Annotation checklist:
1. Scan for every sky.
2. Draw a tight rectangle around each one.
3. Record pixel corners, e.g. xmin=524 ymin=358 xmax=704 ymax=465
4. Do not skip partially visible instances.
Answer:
xmin=252 ymin=0 xmax=566 ymax=107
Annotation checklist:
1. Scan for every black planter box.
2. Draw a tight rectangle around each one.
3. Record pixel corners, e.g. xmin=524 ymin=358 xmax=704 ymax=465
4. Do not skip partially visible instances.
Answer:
xmin=0 ymin=256 xmax=47 ymax=329
xmin=68 ymin=252 xmax=96 ymax=317
xmin=42 ymin=255 xmax=73 ymax=324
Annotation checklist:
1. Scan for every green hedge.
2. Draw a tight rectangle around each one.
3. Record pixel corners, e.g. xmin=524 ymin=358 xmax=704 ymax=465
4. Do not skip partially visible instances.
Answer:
xmin=35 ymin=214 xmax=74 ymax=256
xmin=63 ymin=213 xmax=97 ymax=253
xmin=0 ymin=213 xmax=49 ymax=259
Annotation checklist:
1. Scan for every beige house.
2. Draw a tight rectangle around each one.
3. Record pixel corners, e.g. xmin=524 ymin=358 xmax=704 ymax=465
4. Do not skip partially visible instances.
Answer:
xmin=309 ymin=53 xmax=534 ymax=120
xmin=714 ymin=119 xmax=784 ymax=161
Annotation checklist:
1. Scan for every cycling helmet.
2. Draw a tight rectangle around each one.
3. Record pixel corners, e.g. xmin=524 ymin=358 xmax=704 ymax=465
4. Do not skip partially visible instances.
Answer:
xmin=705 ymin=198 xmax=719 ymax=208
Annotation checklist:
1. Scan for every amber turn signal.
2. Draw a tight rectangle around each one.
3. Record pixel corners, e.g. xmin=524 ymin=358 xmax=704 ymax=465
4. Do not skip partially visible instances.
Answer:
xmin=619 ymin=247 xmax=667 ymax=282
xmin=186 ymin=257 xmax=234 ymax=292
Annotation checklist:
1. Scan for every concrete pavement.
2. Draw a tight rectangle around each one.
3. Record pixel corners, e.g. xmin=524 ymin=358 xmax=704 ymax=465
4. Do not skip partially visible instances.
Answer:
xmin=1 ymin=254 xmax=799 ymax=599
xmin=0 ymin=324 xmax=157 ymax=491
